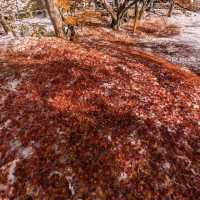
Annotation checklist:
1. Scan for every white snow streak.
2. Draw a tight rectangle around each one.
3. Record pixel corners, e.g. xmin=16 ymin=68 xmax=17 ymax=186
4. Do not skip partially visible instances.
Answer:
xmin=7 ymin=160 xmax=19 ymax=185
xmin=66 ymin=176 xmax=75 ymax=196
xmin=7 ymin=79 xmax=21 ymax=92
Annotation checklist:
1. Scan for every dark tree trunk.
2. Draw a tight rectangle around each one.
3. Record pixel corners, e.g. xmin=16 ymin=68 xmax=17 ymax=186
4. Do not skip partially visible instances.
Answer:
xmin=168 ymin=0 xmax=175 ymax=17
xmin=0 ymin=15 xmax=9 ymax=34
xmin=101 ymin=0 xmax=136 ymax=30
xmin=111 ymin=17 xmax=120 ymax=30
xmin=44 ymin=0 xmax=66 ymax=38
xmin=65 ymin=25 xmax=76 ymax=41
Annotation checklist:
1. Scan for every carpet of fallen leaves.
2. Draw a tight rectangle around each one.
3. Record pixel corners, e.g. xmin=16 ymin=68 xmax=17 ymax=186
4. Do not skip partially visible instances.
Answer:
xmin=0 ymin=37 xmax=200 ymax=199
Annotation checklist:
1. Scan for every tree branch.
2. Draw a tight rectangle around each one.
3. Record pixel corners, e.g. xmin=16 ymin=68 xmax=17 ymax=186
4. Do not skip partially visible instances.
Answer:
xmin=100 ymin=0 xmax=117 ymax=19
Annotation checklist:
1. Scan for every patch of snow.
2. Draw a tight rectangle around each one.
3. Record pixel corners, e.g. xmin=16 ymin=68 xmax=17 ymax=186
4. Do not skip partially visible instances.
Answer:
xmin=139 ymin=148 xmax=146 ymax=155
xmin=66 ymin=176 xmax=75 ymax=196
xmin=10 ymin=140 xmax=22 ymax=152
xmin=138 ymin=10 xmax=200 ymax=72
xmin=107 ymin=135 xmax=112 ymax=142
xmin=168 ymin=11 xmax=200 ymax=47
xmin=118 ymin=172 xmax=128 ymax=181
xmin=52 ymin=144 xmax=59 ymax=153
xmin=19 ymin=146 xmax=34 ymax=159
xmin=4 ymin=119 xmax=11 ymax=128
xmin=15 ymin=0 xmax=30 ymax=11
xmin=101 ymin=82 xmax=115 ymax=89
xmin=0 ymin=119 xmax=12 ymax=130
xmin=162 ymin=162 xmax=171 ymax=170
xmin=0 ymin=33 xmax=15 ymax=46
xmin=7 ymin=79 xmax=21 ymax=92
xmin=14 ymin=16 xmax=54 ymax=36
xmin=20 ymin=71 xmax=28 ymax=78
xmin=0 ymin=16 xmax=53 ymax=50
xmin=7 ymin=159 xmax=19 ymax=185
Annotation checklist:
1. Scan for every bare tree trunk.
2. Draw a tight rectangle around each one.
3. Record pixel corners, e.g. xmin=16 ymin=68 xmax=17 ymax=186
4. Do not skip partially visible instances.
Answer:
xmin=101 ymin=0 xmax=119 ymax=29
xmin=44 ymin=0 xmax=66 ymax=38
xmin=0 ymin=15 xmax=9 ymax=34
xmin=111 ymin=17 xmax=120 ymax=30
xmin=101 ymin=0 xmax=137 ymax=30
xmin=168 ymin=0 xmax=175 ymax=17
xmin=139 ymin=0 xmax=148 ymax=20
xmin=0 ymin=14 xmax=16 ymax=36
xmin=101 ymin=0 xmax=117 ymax=19
xmin=114 ymin=0 xmax=119 ymax=9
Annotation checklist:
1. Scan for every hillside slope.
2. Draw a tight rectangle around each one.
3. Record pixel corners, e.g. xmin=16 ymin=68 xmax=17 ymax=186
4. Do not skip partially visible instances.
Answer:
xmin=0 ymin=38 xmax=200 ymax=199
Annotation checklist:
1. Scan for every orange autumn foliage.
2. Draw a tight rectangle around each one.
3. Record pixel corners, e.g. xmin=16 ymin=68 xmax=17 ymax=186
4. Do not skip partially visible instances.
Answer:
xmin=63 ymin=16 xmax=79 ymax=26
xmin=55 ymin=0 xmax=102 ymax=26
xmin=63 ymin=11 xmax=102 ymax=26
xmin=56 ymin=0 xmax=71 ymax=12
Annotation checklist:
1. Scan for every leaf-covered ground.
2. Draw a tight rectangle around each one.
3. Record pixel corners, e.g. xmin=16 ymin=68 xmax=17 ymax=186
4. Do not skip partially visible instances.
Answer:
xmin=77 ymin=9 xmax=200 ymax=74
xmin=0 ymin=37 xmax=200 ymax=199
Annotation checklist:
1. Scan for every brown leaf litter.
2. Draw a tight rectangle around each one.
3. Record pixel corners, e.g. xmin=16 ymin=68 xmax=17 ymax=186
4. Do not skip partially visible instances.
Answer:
xmin=0 ymin=37 xmax=200 ymax=199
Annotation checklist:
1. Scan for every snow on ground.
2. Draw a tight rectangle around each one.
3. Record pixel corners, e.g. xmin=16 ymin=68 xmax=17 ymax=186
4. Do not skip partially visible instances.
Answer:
xmin=7 ymin=79 xmax=22 ymax=92
xmin=7 ymin=159 xmax=19 ymax=185
xmin=19 ymin=146 xmax=34 ymax=159
xmin=0 ymin=159 xmax=20 ymax=184
xmin=151 ymin=10 xmax=200 ymax=49
xmin=136 ymin=10 xmax=200 ymax=73
xmin=0 ymin=9 xmax=200 ymax=73
xmin=0 ymin=33 xmax=16 ymax=47
xmin=0 ymin=16 xmax=53 ymax=50
xmin=14 ymin=16 xmax=54 ymax=36
xmin=0 ymin=31 xmax=200 ymax=199
xmin=170 ymin=11 xmax=200 ymax=48
xmin=0 ymin=119 xmax=11 ymax=131
xmin=0 ymin=35 xmax=40 ymax=54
